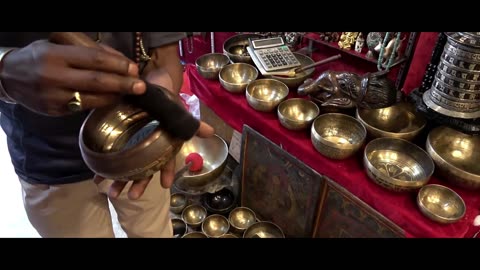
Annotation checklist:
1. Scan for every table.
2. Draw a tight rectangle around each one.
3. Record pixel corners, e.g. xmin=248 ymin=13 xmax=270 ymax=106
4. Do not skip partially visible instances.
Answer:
xmin=185 ymin=64 xmax=480 ymax=238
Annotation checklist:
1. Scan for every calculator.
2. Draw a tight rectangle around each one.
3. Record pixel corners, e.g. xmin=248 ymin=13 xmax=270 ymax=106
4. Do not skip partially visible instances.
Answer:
xmin=248 ymin=37 xmax=301 ymax=72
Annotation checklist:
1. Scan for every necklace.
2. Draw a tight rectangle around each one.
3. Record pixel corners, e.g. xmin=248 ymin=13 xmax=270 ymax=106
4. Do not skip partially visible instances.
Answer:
xmin=95 ymin=32 xmax=151 ymax=64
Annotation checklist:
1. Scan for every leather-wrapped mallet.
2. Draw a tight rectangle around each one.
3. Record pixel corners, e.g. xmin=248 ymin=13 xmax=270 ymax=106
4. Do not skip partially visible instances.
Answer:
xmin=49 ymin=32 xmax=200 ymax=141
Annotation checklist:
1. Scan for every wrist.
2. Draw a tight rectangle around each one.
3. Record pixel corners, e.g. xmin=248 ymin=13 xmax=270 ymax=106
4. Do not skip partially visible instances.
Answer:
xmin=0 ymin=47 xmax=18 ymax=104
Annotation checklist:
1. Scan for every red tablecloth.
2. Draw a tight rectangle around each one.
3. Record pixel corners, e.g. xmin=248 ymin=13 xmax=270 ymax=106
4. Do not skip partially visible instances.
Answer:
xmin=186 ymin=64 xmax=480 ymax=238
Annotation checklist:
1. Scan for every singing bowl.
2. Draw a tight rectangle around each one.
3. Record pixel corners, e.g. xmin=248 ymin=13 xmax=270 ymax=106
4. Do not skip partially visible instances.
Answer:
xmin=196 ymin=53 xmax=230 ymax=80
xmin=219 ymin=234 xmax=238 ymax=238
xmin=79 ymin=103 xmax=184 ymax=181
xmin=182 ymin=232 xmax=208 ymax=238
xmin=311 ymin=113 xmax=366 ymax=160
xmin=219 ymin=63 xmax=259 ymax=94
xmin=417 ymin=184 xmax=466 ymax=224
xmin=201 ymin=214 xmax=230 ymax=238
xmin=172 ymin=218 xmax=187 ymax=238
xmin=277 ymin=98 xmax=320 ymax=131
xmin=364 ymin=138 xmax=434 ymax=192
xmin=246 ymin=79 xmax=289 ymax=112
xmin=203 ymin=188 xmax=236 ymax=215
xmin=426 ymin=126 xmax=480 ymax=190
xmin=356 ymin=102 xmax=426 ymax=141
xmin=223 ymin=33 xmax=263 ymax=63
xmin=228 ymin=207 xmax=257 ymax=234
xmin=266 ymin=53 xmax=316 ymax=89
xmin=243 ymin=221 xmax=285 ymax=238
xmin=174 ymin=135 xmax=228 ymax=191
xmin=170 ymin=193 xmax=188 ymax=214
xmin=181 ymin=204 xmax=207 ymax=228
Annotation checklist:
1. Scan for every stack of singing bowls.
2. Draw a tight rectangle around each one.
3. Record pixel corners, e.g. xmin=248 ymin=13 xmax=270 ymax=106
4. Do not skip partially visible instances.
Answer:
xmin=423 ymin=32 xmax=480 ymax=119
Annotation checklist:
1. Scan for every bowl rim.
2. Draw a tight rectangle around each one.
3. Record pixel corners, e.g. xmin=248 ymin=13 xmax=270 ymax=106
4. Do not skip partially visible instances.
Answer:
xmin=417 ymin=184 xmax=466 ymax=222
xmin=242 ymin=221 xmax=285 ymax=238
xmin=426 ymin=126 xmax=480 ymax=180
xmin=181 ymin=204 xmax=207 ymax=226
xmin=311 ymin=113 xmax=366 ymax=150
xmin=355 ymin=103 xmax=426 ymax=137
xmin=195 ymin=53 xmax=230 ymax=71
xmin=170 ymin=192 xmax=187 ymax=207
xmin=181 ymin=232 xmax=208 ymax=238
xmin=219 ymin=63 xmax=259 ymax=86
xmin=245 ymin=78 xmax=290 ymax=103
xmin=364 ymin=137 xmax=435 ymax=187
xmin=201 ymin=214 xmax=231 ymax=237
xmin=228 ymin=207 xmax=257 ymax=230
xmin=277 ymin=98 xmax=320 ymax=123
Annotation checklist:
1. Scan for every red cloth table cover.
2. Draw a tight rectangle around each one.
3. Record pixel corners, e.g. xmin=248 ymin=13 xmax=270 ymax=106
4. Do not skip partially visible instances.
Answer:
xmin=185 ymin=64 xmax=480 ymax=238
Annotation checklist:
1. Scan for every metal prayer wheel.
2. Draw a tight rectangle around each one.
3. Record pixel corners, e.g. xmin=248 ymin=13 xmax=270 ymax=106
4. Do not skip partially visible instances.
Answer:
xmin=423 ymin=32 xmax=480 ymax=119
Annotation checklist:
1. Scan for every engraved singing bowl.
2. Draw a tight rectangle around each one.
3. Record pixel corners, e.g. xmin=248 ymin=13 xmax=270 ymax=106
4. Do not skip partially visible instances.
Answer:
xmin=364 ymin=138 xmax=434 ymax=192
xmin=79 ymin=103 xmax=184 ymax=181
xmin=277 ymin=98 xmax=320 ymax=131
xmin=219 ymin=63 xmax=259 ymax=94
xmin=245 ymin=79 xmax=289 ymax=112
xmin=356 ymin=102 xmax=426 ymax=141
xmin=201 ymin=214 xmax=230 ymax=238
xmin=228 ymin=207 xmax=257 ymax=235
xmin=195 ymin=53 xmax=230 ymax=80
xmin=172 ymin=218 xmax=187 ymax=238
xmin=170 ymin=193 xmax=188 ymax=214
xmin=181 ymin=204 xmax=208 ymax=228
xmin=173 ymin=135 xmax=228 ymax=192
xmin=417 ymin=184 xmax=466 ymax=224
xmin=426 ymin=126 xmax=480 ymax=190
xmin=223 ymin=33 xmax=263 ymax=64
xmin=243 ymin=221 xmax=285 ymax=238
xmin=182 ymin=232 xmax=208 ymax=238
xmin=311 ymin=113 xmax=366 ymax=160
xmin=266 ymin=53 xmax=316 ymax=89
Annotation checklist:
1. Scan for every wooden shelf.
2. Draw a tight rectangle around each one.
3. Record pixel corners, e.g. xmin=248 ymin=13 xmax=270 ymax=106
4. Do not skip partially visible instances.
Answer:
xmin=303 ymin=34 xmax=407 ymax=69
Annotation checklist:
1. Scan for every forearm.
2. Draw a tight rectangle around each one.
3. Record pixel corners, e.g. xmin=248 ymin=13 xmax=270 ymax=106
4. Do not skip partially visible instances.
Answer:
xmin=142 ymin=43 xmax=183 ymax=94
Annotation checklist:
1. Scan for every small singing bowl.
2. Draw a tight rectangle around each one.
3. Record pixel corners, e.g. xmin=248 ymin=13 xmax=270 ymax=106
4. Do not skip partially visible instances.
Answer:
xmin=182 ymin=232 xmax=208 ymax=238
xmin=311 ymin=113 xmax=366 ymax=160
xmin=364 ymin=138 xmax=435 ymax=192
xmin=277 ymin=98 xmax=320 ymax=131
xmin=228 ymin=207 xmax=257 ymax=234
xmin=246 ymin=79 xmax=289 ymax=112
xmin=196 ymin=53 xmax=230 ymax=80
xmin=417 ymin=184 xmax=466 ymax=224
xmin=223 ymin=33 xmax=263 ymax=63
xmin=426 ymin=126 xmax=480 ymax=190
xmin=174 ymin=135 xmax=228 ymax=192
xmin=356 ymin=102 xmax=426 ymax=141
xmin=266 ymin=53 xmax=316 ymax=89
xmin=201 ymin=214 xmax=230 ymax=238
xmin=203 ymin=188 xmax=236 ymax=215
xmin=243 ymin=221 xmax=285 ymax=238
xmin=172 ymin=218 xmax=187 ymax=238
xmin=219 ymin=234 xmax=238 ymax=238
xmin=170 ymin=193 xmax=188 ymax=214
xmin=79 ymin=102 xmax=184 ymax=181
xmin=181 ymin=204 xmax=207 ymax=228
xmin=219 ymin=63 xmax=259 ymax=94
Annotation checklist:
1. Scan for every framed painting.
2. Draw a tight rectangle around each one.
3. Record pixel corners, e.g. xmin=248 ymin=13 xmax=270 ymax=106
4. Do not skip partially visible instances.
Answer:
xmin=239 ymin=125 xmax=325 ymax=237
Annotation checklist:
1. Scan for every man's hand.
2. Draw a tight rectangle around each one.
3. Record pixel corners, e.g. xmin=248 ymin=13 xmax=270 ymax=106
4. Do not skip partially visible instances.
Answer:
xmin=0 ymin=40 xmax=146 ymax=116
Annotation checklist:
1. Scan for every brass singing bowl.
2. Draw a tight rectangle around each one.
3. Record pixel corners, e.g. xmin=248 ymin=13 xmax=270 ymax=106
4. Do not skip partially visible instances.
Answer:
xmin=356 ymin=102 xmax=426 ymax=141
xmin=196 ymin=53 xmax=230 ymax=80
xmin=246 ymin=79 xmax=289 ymax=112
xmin=174 ymin=135 xmax=228 ymax=192
xmin=79 ymin=103 xmax=184 ymax=181
xmin=182 ymin=204 xmax=208 ymax=228
xmin=223 ymin=33 xmax=263 ymax=63
xmin=228 ymin=207 xmax=257 ymax=234
xmin=182 ymin=232 xmax=208 ymax=238
xmin=311 ymin=113 xmax=366 ymax=160
xmin=219 ymin=234 xmax=238 ymax=238
xmin=364 ymin=138 xmax=434 ymax=192
xmin=172 ymin=218 xmax=187 ymax=238
xmin=426 ymin=126 xmax=480 ymax=190
xmin=203 ymin=188 xmax=236 ymax=215
xmin=417 ymin=184 xmax=466 ymax=224
xmin=266 ymin=53 xmax=316 ymax=89
xmin=201 ymin=214 xmax=230 ymax=238
xmin=277 ymin=98 xmax=320 ymax=131
xmin=219 ymin=63 xmax=259 ymax=94
xmin=170 ymin=193 xmax=188 ymax=214
xmin=243 ymin=221 xmax=285 ymax=238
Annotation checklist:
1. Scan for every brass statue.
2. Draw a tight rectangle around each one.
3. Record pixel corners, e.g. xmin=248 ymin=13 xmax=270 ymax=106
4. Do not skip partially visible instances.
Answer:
xmin=297 ymin=70 xmax=399 ymax=109
xmin=338 ymin=32 xmax=360 ymax=50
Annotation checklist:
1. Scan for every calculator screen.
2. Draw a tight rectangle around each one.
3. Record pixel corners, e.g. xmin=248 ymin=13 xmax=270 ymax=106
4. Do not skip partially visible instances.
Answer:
xmin=251 ymin=37 xmax=284 ymax=49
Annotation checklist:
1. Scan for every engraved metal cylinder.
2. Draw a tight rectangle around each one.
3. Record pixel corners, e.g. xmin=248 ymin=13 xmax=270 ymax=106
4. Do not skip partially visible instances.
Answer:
xmin=423 ymin=32 xmax=480 ymax=119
